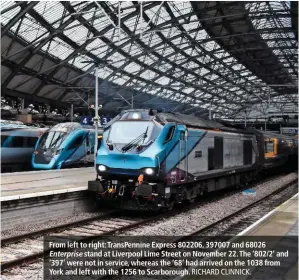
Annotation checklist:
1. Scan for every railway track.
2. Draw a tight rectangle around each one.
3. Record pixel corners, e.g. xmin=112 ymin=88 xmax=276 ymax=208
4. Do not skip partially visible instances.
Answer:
xmin=1 ymin=172 xmax=285 ymax=245
xmin=1 ymin=177 xmax=297 ymax=273
xmin=1 ymin=197 xmax=221 ymax=272
xmin=98 ymin=180 xmax=298 ymax=279
xmin=180 ymin=180 xmax=297 ymax=237
xmin=1 ymin=212 xmax=164 ymax=271
xmin=1 ymin=210 xmax=119 ymax=246
xmin=2 ymin=173 xmax=285 ymax=244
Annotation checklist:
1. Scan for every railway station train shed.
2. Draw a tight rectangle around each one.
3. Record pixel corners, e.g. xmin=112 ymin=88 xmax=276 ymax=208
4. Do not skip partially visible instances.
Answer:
xmin=1 ymin=1 xmax=298 ymax=128
xmin=0 ymin=2 xmax=298 ymax=279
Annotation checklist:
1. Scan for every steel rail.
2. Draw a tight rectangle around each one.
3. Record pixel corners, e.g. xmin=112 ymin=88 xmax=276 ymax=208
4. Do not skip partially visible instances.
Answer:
xmin=1 ymin=175 xmax=295 ymax=272
xmin=98 ymin=179 xmax=298 ymax=279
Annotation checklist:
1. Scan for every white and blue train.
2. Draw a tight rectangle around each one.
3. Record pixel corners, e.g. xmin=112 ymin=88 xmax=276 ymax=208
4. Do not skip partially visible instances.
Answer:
xmin=88 ymin=109 xmax=297 ymax=211
xmin=1 ymin=122 xmax=46 ymax=172
xmin=32 ymin=122 xmax=101 ymax=169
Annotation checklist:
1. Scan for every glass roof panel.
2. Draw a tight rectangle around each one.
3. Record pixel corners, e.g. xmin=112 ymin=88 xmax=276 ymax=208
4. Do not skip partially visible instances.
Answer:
xmin=9 ymin=15 xmax=49 ymax=43
xmin=63 ymin=21 xmax=89 ymax=46
xmin=1 ymin=4 xmax=21 ymax=24
xmin=0 ymin=1 xmax=297 ymax=119
xmin=46 ymin=38 xmax=73 ymax=60
xmin=34 ymin=2 xmax=64 ymax=26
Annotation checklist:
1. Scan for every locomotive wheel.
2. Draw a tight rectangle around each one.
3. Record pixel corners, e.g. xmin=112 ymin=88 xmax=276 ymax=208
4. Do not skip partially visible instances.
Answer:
xmin=93 ymin=195 xmax=102 ymax=207
xmin=188 ymin=197 xmax=196 ymax=204
xmin=184 ymin=195 xmax=196 ymax=204
xmin=165 ymin=200 xmax=175 ymax=211
xmin=167 ymin=202 xmax=174 ymax=211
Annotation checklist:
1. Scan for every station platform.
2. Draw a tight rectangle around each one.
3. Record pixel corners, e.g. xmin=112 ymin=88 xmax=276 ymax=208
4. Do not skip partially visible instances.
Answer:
xmin=238 ymin=193 xmax=298 ymax=236
xmin=177 ymin=193 xmax=298 ymax=280
xmin=233 ymin=193 xmax=298 ymax=280
xmin=1 ymin=167 xmax=95 ymax=201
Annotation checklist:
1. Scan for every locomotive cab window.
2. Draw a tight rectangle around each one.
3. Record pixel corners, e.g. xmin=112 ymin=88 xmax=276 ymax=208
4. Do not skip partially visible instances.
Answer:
xmin=164 ymin=126 xmax=175 ymax=144
xmin=38 ymin=131 xmax=67 ymax=149
xmin=107 ymin=121 xmax=154 ymax=144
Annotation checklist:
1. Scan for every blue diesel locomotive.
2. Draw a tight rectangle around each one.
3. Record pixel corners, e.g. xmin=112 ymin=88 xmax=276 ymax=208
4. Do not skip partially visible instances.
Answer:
xmin=32 ymin=122 xmax=101 ymax=169
xmin=87 ymin=109 xmax=297 ymax=210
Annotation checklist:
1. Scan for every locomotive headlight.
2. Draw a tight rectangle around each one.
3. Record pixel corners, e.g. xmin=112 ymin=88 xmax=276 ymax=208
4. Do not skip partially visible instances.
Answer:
xmin=98 ymin=165 xmax=107 ymax=172
xmin=144 ymin=168 xmax=154 ymax=175
xmin=132 ymin=113 xmax=140 ymax=119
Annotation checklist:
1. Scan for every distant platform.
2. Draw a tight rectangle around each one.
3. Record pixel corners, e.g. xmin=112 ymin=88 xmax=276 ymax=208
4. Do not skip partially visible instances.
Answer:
xmin=1 ymin=167 xmax=95 ymax=201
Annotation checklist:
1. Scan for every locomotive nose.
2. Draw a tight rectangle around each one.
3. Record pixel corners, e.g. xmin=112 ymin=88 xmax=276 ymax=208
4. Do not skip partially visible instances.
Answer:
xmin=32 ymin=151 xmax=57 ymax=169
xmin=43 ymin=149 xmax=53 ymax=156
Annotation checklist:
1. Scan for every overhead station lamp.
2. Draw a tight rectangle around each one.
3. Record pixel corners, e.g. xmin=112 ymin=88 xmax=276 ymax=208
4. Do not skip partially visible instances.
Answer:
xmin=90 ymin=104 xmax=103 ymax=110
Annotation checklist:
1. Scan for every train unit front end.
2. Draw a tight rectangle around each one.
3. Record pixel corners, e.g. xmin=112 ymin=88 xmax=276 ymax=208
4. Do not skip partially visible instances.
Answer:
xmin=32 ymin=122 xmax=95 ymax=169
xmin=88 ymin=110 xmax=178 ymax=210
xmin=88 ymin=109 xmax=297 ymax=211
xmin=88 ymin=109 xmax=257 ymax=211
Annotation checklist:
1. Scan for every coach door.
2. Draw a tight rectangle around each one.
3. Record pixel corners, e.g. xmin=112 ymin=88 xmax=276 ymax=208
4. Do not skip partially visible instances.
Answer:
xmin=214 ymin=136 xmax=223 ymax=169
xmin=243 ymin=140 xmax=252 ymax=165
xmin=179 ymin=129 xmax=188 ymax=181
xmin=208 ymin=148 xmax=214 ymax=170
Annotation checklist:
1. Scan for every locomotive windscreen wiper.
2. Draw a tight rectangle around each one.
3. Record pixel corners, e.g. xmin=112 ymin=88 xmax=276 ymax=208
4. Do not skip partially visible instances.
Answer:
xmin=142 ymin=126 xmax=149 ymax=143
xmin=121 ymin=126 xmax=149 ymax=152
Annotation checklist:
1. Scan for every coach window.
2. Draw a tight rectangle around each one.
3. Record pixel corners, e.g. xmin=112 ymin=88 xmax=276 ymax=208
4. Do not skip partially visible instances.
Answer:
xmin=265 ymin=140 xmax=274 ymax=153
xmin=1 ymin=135 xmax=8 ymax=146
xmin=11 ymin=136 xmax=24 ymax=147
xmin=28 ymin=137 xmax=38 ymax=148
xmin=164 ymin=126 xmax=175 ymax=144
